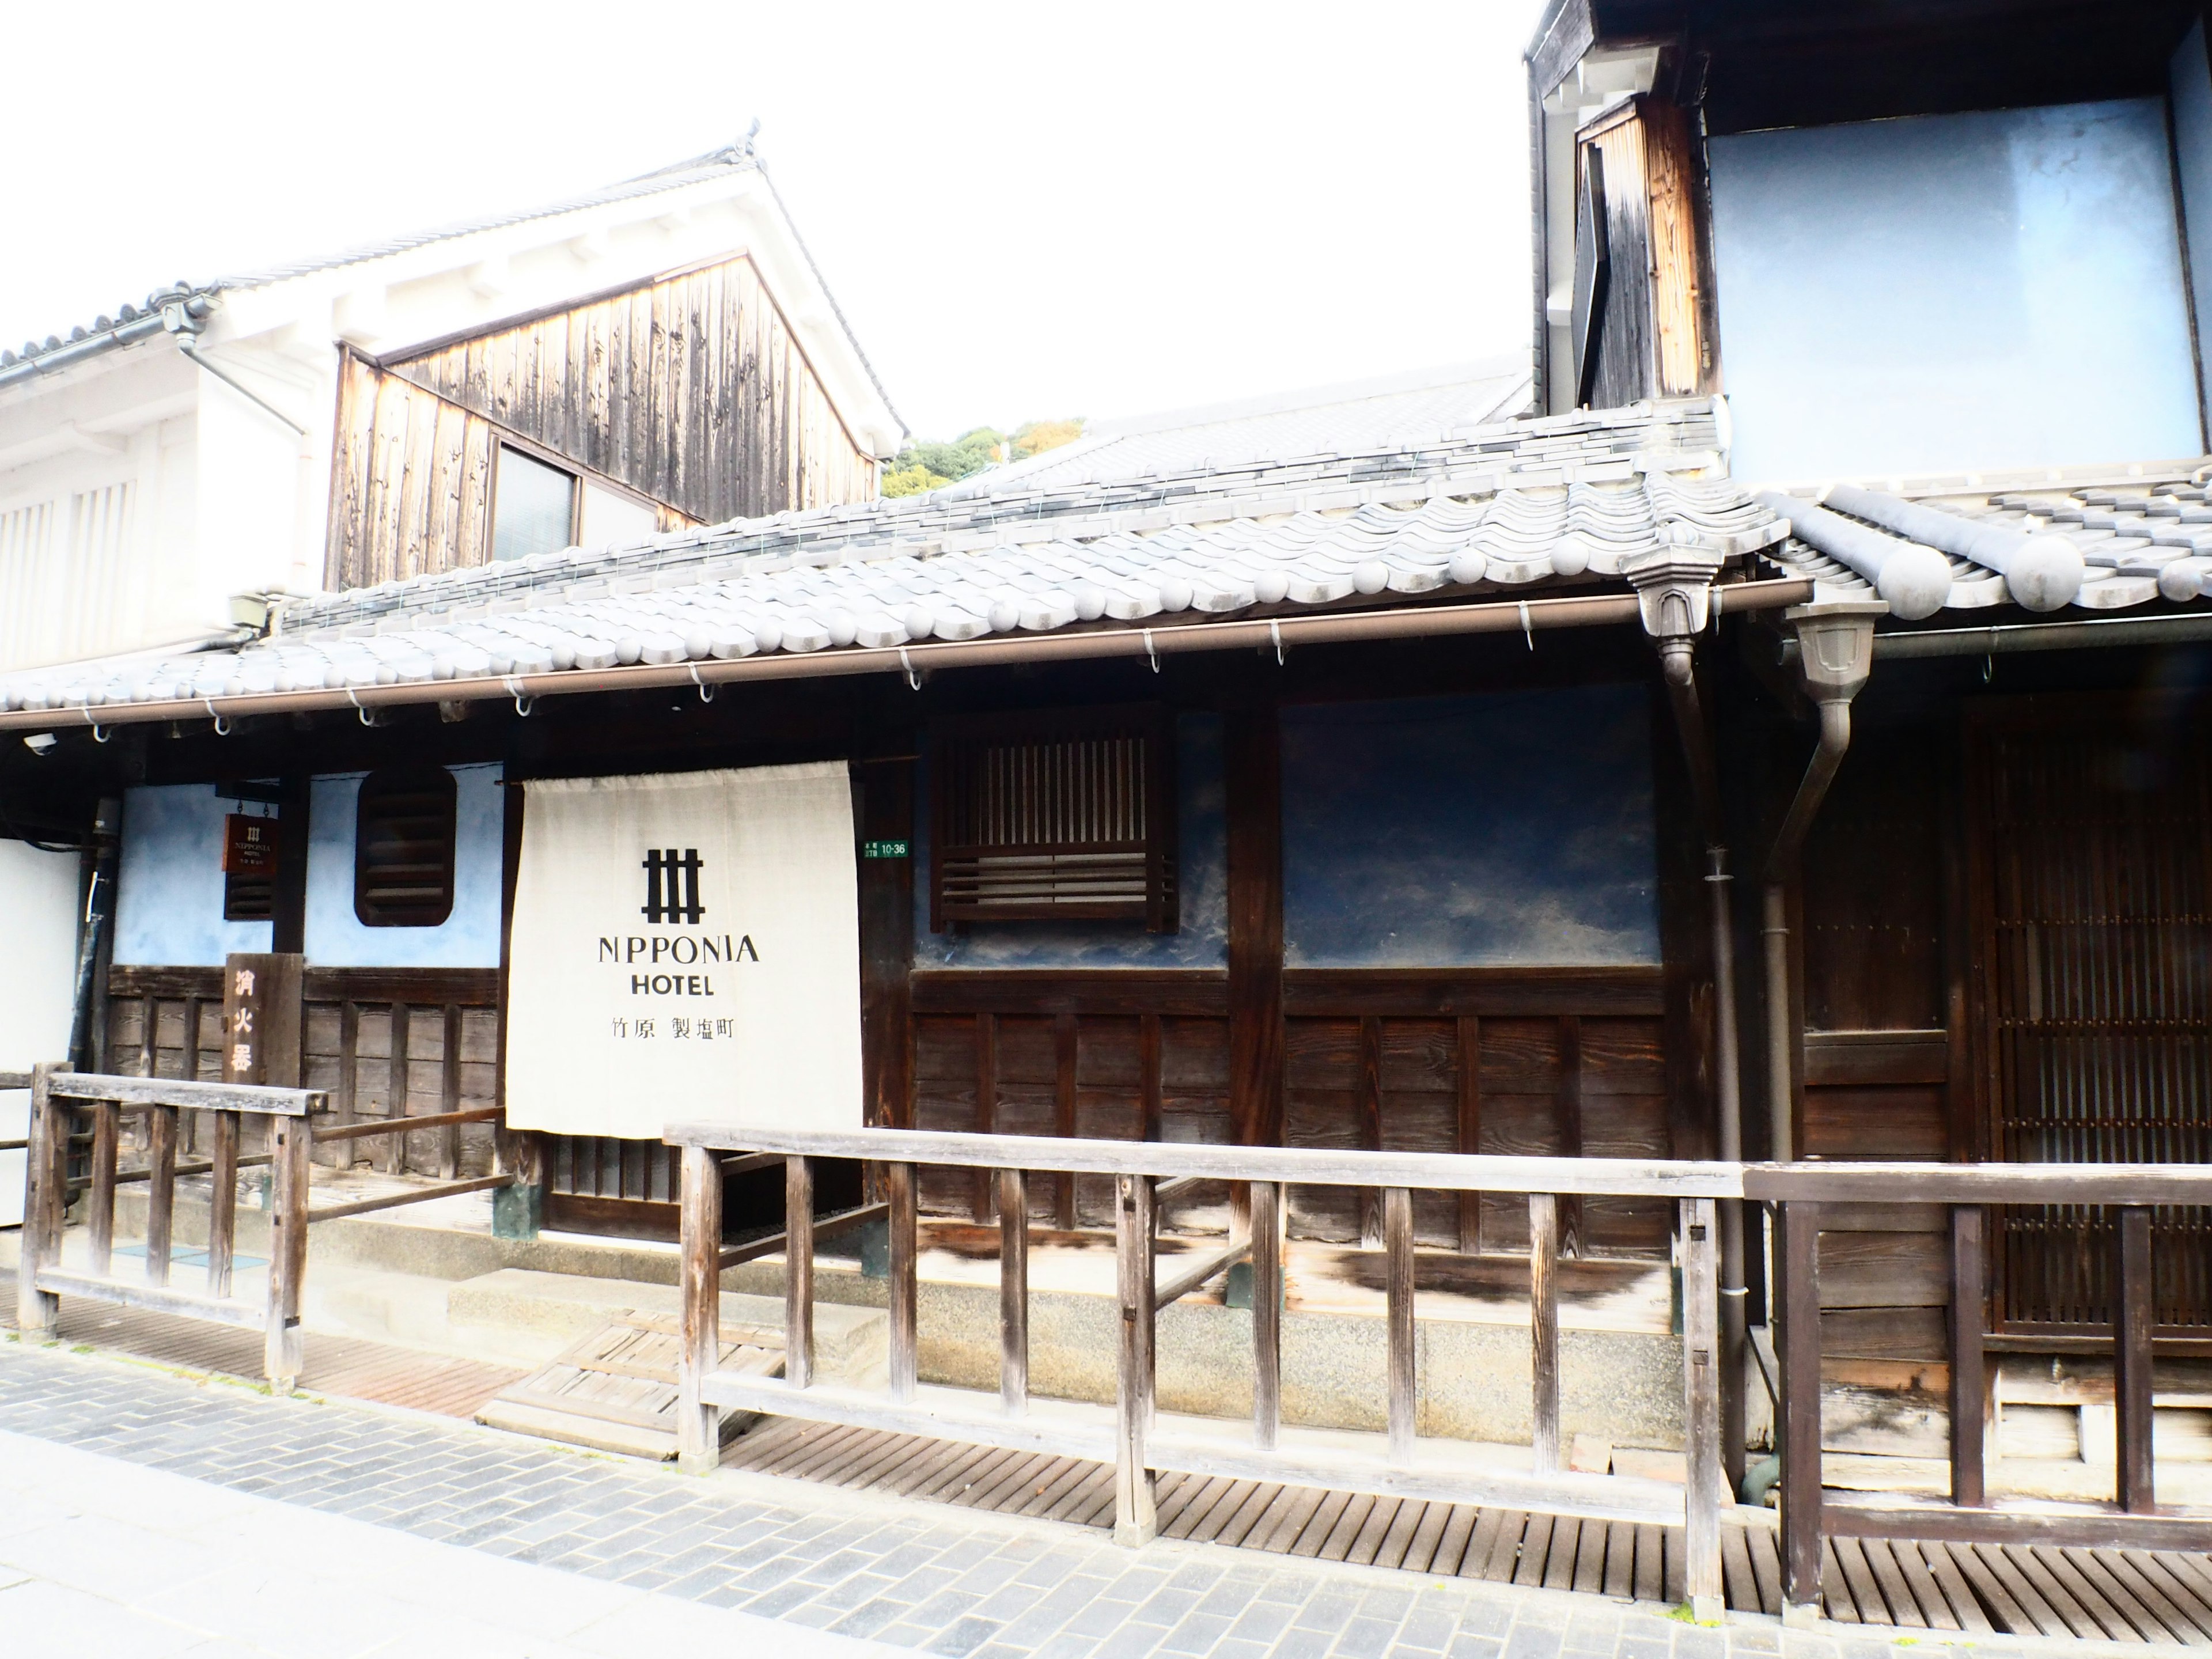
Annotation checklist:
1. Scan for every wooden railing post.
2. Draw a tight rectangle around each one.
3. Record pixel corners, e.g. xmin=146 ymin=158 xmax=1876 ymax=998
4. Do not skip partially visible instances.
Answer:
xmin=145 ymin=1104 xmax=177 ymax=1286
xmin=1949 ymin=1204 xmax=1986 ymax=1508
xmin=785 ymin=1153 xmax=814 ymax=1391
xmin=2115 ymin=1204 xmax=2156 ymax=1515
xmin=1680 ymin=1196 xmax=1724 ymax=1623
xmin=887 ymin=1161 xmax=917 ymax=1402
xmin=207 ymin=1110 xmax=240 ymax=1298
xmin=1779 ymin=1198 xmax=1824 ymax=1624
xmin=263 ymin=1113 xmax=309 ymax=1392
xmin=999 ymin=1167 xmax=1028 ymax=1413
xmin=1252 ymin=1178 xmax=1282 ymax=1451
xmin=1114 ymin=1170 xmax=1157 ymax=1545
xmin=1385 ymin=1185 xmax=1416 ymax=1463
xmin=88 ymin=1098 xmax=118 ymax=1277
xmin=16 ymin=1062 xmax=64 ymax=1334
xmin=676 ymin=1144 xmax=723 ymax=1474
xmin=1529 ymin=1191 xmax=1560 ymax=1473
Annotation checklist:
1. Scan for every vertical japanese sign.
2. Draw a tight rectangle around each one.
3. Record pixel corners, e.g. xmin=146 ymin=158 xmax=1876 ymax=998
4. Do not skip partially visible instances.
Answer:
xmin=502 ymin=763 xmax=862 ymax=1137
xmin=221 ymin=952 xmax=303 ymax=1086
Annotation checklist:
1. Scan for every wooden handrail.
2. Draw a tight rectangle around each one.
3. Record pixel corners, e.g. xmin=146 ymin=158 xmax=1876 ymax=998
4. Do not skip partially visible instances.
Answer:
xmin=305 ymin=1174 xmax=515 ymax=1225
xmin=50 ymin=1072 xmax=324 ymax=1117
xmin=1746 ymin=1160 xmax=2212 ymax=1204
xmin=665 ymin=1124 xmax=1742 ymax=1197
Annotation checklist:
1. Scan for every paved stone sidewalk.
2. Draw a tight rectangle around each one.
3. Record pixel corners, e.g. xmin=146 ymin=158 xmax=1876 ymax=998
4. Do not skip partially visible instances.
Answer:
xmin=0 ymin=1337 xmax=2059 ymax=1659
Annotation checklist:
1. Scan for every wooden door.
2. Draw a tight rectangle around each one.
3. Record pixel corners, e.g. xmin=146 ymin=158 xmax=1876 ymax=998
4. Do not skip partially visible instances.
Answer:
xmin=1969 ymin=706 xmax=2212 ymax=1336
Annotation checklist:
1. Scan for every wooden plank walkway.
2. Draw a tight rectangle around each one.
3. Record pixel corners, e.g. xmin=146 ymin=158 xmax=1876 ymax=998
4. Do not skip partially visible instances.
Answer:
xmin=0 ymin=1268 xmax=522 ymax=1419
xmin=722 ymin=1417 xmax=2212 ymax=1641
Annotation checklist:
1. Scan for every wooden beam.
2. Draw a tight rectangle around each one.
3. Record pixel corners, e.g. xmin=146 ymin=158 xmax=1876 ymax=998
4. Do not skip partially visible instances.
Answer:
xmin=1529 ymin=1192 xmax=1560 ymax=1474
xmin=1155 ymin=1238 xmax=1248 ymax=1309
xmin=676 ymin=1143 xmax=722 ymax=1475
xmin=887 ymin=1161 xmax=918 ymax=1403
xmin=1386 ymin=1185 xmax=1416 ymax=1464
xmin=14 ymin=1062 xmax=64 ymax=1334
xmin=785 ymin=1154 xmax=814 ymax=1391
xmin=1252 ymin=1179 xmax=1282 ymax=1453
xmin=2116 ymin=1205 xmax=2156 ymax=1516
xmin=51 ymin=1074 xmax=320 ymax=1116
xmin=1781 ymin=1199 xmax=1824 ymax=1623
xmin=264 ymin=1112 xmax=310 ymax=1391
xmin=1681 ymin=1196 xmax=1725 ymax=1623
xmin=1000 ymin=1166 xmax=1028 ymax=1414
xmin=660 ymin=1124 xmax=1747 ymax=1198
xmin=1746 ymin=1163 xmax=2212 ymax=1205
xmin=714 ymin=1202 xmax=888 ymax=1270
xmin=145 ymin=1104 xmax=177 ymax=1287
xmin=33 ymin=1268 xmax=262 ymax=1329
xmin=312 ymin=1106 xmax=498 ymax=1142
xmin=1950 ymin=1205 xmax=1986 ymax=1509
xmin=1821 ymin=1505 xmax=2212 ymax=1551
xmin=1226 ymin=705 xmax=1284 ymax=1154
xmin=305 ymin=1174 xmax=513 ymax=1224
xmin=207 ymin=1111 xmax=239 ymax=1300
xmin=1115 ymin=1171 xmax=1157 ymax=1546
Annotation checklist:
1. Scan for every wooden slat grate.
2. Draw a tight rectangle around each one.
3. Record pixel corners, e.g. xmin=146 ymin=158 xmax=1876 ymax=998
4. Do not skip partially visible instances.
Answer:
xmin=0 ymin=1268 xmax=521 ymax=1418
xmin=719 ymin=1416 xmax=2212 ymax=1638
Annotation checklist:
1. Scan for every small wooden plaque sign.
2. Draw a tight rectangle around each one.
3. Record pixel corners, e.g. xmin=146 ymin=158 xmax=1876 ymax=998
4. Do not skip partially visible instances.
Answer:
xmin=222 ymin=813 xmax=279 ymax=877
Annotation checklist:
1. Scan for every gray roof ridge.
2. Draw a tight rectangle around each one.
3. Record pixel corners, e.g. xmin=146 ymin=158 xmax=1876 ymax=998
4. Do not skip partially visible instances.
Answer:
xmin=1083 ymin=355 xmax=1532 ymax=442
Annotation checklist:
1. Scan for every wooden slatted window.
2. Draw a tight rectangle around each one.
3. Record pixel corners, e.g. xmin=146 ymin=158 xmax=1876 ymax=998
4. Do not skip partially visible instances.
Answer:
xmin=930 ymin=708 xmax=1177 ymax=931
xmin=354 ymin=767 xmax=457 ymax=927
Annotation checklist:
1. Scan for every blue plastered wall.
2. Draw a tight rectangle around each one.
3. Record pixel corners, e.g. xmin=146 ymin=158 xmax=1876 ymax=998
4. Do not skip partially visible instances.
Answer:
xmin=113 ymin=764 xmax=503 ymax=968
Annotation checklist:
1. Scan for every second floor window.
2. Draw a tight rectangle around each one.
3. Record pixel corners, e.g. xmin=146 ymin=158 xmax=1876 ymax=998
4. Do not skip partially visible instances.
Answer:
xmin=491 ymin=445 xmax=575 ymax=562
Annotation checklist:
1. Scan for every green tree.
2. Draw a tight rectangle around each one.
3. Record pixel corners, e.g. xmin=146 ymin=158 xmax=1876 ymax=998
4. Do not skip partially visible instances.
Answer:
xmin=878 ymin=419 xmax=1085 ymax=497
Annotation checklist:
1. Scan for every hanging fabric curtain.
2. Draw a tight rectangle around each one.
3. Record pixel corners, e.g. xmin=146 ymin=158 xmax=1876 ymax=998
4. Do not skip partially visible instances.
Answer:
xmin=503 ymin=761 xmax=861 ymax=1137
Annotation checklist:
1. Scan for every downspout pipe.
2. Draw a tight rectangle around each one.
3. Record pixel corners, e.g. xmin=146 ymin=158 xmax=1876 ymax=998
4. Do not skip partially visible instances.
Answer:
xmin=1623 ymin=542 xmax=1748 ymax=1494
xmin=1760 ymin=604 xmax=1885 ymax=1163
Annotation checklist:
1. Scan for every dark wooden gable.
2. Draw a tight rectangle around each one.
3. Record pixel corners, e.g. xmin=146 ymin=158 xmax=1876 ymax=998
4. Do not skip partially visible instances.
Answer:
xmin=384 ymin=255 xmax=874 ymax=528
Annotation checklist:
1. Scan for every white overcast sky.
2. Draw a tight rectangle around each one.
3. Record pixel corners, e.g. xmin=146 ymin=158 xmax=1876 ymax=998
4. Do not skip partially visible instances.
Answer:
xmin=2 ymin=0 xmax=1546 ymax=442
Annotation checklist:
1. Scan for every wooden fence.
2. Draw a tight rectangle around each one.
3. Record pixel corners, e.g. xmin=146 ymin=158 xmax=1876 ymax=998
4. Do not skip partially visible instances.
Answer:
xmin=13 ymin=1062 xmax=514 ymax=1389
xmin=1745 ymin=1160 xmax=2212 ymax=1622
xmin=662 ymin=1123 xmax=1739 ymax=1617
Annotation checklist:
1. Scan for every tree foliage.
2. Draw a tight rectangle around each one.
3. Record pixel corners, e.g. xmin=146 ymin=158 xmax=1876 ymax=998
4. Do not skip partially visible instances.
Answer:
xmin=878 ymin=418 xmax=1084 ymax=498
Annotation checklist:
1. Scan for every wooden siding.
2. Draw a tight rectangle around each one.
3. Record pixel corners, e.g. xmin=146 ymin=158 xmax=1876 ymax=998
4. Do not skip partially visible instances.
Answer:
xmin=105 ymin=965 xmax=500 ymax=1179
xmin=326 ymin=356 xmax=499 ymax=589
xmin=385 ymin=255 xmax=874 ymax=530
xmin=1577 ymin=97 xmax=1709 ymax=408
xmin=908 ymin=968 xmax=1673 ymax=1259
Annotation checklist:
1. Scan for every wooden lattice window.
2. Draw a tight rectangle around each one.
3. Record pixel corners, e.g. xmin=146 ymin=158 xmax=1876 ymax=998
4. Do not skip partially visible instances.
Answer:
xmin=355 ymin=766 xmax=457 ymax=927
xmin=930 ymin=708 xmax=1177 ymax=931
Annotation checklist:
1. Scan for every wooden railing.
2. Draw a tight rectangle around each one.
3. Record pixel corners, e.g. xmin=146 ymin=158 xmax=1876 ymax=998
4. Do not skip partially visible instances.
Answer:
xmin=14 ymin=1062 xmax=512 ymax=1391
xmin=1744 ymin=1161 xmax=2212 ymax=1624
xmin=664 ymin=1122 xmax=1738 ymax=1618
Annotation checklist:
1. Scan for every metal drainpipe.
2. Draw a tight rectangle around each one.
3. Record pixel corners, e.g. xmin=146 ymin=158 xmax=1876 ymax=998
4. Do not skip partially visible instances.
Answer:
xmin=1624 ymin=542 xmax=1749 ymax=1493
xmin=66 ymin=798 xmax=122 ymax=1071
xmin=1761 ymin=604 xmax=1885 ymax=1162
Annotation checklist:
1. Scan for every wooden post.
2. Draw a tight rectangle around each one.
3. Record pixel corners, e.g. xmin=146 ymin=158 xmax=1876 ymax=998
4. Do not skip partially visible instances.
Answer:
xmin=207 ymin=1111 xmax=240 ymax=1298
xmin=1949 ymin=1204 xmax=1986 ymax=1509
xmin=887 ymin=1161 xmax=917 ymax=1402
xmin=2115 ymin=1204 xmax=2156 ymax=1516
xmin=16 ymin=1062 xmax=63 ymax=1334
xmin=676 ymin=1144 xmax=723 ymax=1474
xmin=1252 ymin=1178 xmax=1282 ymax=1451
xmin=1529 ymin=1191 xmax=1560 ymax=1473
xmin=384 ymin=1005 xmax=411 ymax=1175
xmin=999 ymin=1167 xmax=1028 ymax=1413
xmin=145 ymin=1104 xmax=177 ymax=1286
xmin=1385 ymin=1185 xmax=1416 ymax=1463
xmin=1681 ymin=1196 xmax=1725 ymax=1623
xmin=263 ymin=1113 xmax=309 ymax=1392
xmin=1779 ymin=1199 xmax=1824 ymax=1624
xmin=88 ymin=1098 xmax=118 ymax=1277
xmin=438 ymin=1003 xmax=462 ymax=1179
xmin=1114 ymin=1170 xmax=1158 ymax=1546
xmin=785 ymin=1153 xmax=814 ymax=1391
xmin=334 ymin=999 xmax=359 ymax=1169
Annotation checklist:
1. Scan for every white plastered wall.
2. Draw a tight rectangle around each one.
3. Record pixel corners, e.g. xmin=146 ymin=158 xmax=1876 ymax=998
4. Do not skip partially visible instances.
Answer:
xmin=0 ymin=840 xmax=81 ymax=1226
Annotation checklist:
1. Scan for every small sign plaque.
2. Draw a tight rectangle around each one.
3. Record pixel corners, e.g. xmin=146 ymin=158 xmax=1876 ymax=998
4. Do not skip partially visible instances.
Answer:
xmin=861 ymin=840 xmax=910 ymax=859
xmin=222 ymin=813 xmax=279 ymax=877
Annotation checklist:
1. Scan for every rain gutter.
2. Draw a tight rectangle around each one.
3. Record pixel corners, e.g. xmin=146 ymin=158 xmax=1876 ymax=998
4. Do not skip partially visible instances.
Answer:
xmin=3 ymin=577 xmax=1816 ymax=734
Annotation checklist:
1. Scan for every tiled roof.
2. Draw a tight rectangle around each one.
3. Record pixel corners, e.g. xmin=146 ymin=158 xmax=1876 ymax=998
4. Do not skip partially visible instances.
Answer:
xmin=945 ymin=362 xmax=1533 ymax=498
xmin=0 ymin=398 xmax=1783 ymax=714
xmin=1758 ymin=469 xmax=2212 ymax=617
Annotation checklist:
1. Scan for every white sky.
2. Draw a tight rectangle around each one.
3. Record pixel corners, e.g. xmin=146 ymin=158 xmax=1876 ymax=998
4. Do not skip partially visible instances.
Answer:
xmin=1 ymin=0 xmax=1546 ymax=442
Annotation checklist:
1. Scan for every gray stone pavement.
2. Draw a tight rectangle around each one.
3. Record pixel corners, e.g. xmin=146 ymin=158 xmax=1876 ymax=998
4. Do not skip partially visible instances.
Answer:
xmin=0 ymin=1335 xmax=2093 ymax=1658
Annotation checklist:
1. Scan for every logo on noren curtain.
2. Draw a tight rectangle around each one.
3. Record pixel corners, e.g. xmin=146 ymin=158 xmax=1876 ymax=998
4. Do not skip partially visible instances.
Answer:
xmin=641 ymin=848 xmax=707 ymax=923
